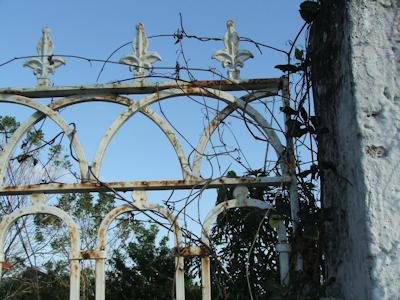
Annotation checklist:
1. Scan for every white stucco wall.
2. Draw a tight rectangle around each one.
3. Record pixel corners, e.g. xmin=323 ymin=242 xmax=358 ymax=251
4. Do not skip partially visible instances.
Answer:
xmin=311 ymin=1 xmax=399 ymax=299
xmin=348 ymin=0 xmax=400 ymax=299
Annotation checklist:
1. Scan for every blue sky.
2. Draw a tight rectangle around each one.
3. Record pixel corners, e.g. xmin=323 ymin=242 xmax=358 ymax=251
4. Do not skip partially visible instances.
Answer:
xmin=0 ymin=0 xmax=306 ymax=237
xmin=0 ymin=0 xmax=303 ymax=85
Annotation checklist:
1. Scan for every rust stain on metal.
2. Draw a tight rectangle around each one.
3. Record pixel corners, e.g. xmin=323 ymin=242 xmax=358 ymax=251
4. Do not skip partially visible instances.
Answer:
xmin=72 ymin=263 xmax=79 ymax=272
xmin=0 ymin=176 xmax=290 ymax=195
xmin=173 ymin=246 xmax=211 ymax=257
xmin=98 ymin=233 xmax=106 ymax=249
xmin=80 ymin=250 xmax=103 ymax=260
xmin=0 ymin=78 xmax=282 ymax=98
xmin=81 ymin=251 xmax=93 ymax=260
xmin=70 ymin=228 xmax=78 ymax=242
xmin=0 ymin=75 xmax=292 ymax=300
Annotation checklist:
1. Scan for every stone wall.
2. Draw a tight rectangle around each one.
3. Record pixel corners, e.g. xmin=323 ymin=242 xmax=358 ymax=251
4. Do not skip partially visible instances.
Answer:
xmin=310 ymin=0 xmax=399 ymax=299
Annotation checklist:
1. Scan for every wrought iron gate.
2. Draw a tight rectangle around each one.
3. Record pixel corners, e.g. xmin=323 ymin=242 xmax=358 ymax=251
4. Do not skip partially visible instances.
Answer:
xmin=0 ymin=21 xmax=298 ymax=300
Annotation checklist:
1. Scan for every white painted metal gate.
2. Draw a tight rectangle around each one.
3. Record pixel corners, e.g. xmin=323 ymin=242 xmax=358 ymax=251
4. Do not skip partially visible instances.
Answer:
xmin=0 ymin=21 xmax=298 ymax=299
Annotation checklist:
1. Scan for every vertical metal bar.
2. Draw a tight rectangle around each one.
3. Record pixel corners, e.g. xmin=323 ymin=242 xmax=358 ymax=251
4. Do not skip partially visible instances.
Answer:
xmin=282 ymin=77 xmax=300 ymax=229
xmin=0 ymin=254 xmax=4 ymax=282
xmin=276 ymin=220 xmax=290 ymax=286
xmin=282 ymin=78 xmax=302 ymax=272
xmin=70 ymin=259 xmax=80 ymax=300
xmin=95 ymin=258 xmax=106 ymax=300
xmin=201 ymin=257 xmax=211 ymax=300
xmin=175 ymin=256 xmax=185 ymax=300
xmin=277 ymin=246 xmax=290 ymax=286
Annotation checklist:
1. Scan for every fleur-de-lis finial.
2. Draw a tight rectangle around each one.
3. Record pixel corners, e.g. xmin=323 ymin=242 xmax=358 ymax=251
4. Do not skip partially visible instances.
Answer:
xmin=23 ymin=27 xmax=65 ymax=87
xmin=120 ymin=23 xmax=161 ymax=81
xmin=212 ymin=20 xmax=254 ymax=81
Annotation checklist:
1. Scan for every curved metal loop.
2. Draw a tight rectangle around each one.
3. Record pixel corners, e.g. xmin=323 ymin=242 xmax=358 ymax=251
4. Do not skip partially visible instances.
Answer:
xmin=51 ymin=94 xmax=190 ymax=178
xmin=192 ymin=91 xmax=285 ymax=178
xmin=95 ymin=199 xmax=184 ymax=300
xmin=201 ymin=197 xmax=272 ymax=300
xmin=92 ymin=87 xmax=284 ymax=179
xmin=200 ymin=197 xmax=273 ymax=300
xmin=0 ymin=94 xmax=89 ymax=184
xmin=50 ymin=95 xmax=190 ymax=178
xmin=50 ymin=94 xmax=191 ymax=180
xmin=97 ymin=202 xmax=182 ymax=251
xmin=201 ymin=197 xmax=273 ymax=246
xmin=0 ymin=194 xmax=81 ymax=300
xmin=0 ymin=195 xmax=81 ymax=259
xmin=0 ymin=94 xmax=191 ymax=184
xmin=200 ymin=193 xmax=290 ymax=297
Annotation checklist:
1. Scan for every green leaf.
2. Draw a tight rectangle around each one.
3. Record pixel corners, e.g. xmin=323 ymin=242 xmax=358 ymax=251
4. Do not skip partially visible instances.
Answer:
xmin=0 ymin=116 xmax=19 ymax=137
xmin=35 ymin=231 xmax=44 ymax=242
xmin=295 ymin=48 xmax=304 ymax=61
xmin=26 ymin=129 xmax=44 ymax=146
xmin=274 ymin=64 xmax=299 ymax=73
xmin=0 ymin=116 xmax=19 ymax=130
xmin=280 ymin=106 xmax=297 ymax=115
xmin=268 ymin=214 xmax=282 ymax=229
xmin=286 ymin=119 xmax=308 ymax=138
xmin=298 ymin=164 xmax=318 ymax=179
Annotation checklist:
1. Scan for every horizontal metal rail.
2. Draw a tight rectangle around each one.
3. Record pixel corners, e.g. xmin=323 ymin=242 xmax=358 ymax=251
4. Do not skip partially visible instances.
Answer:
xmin=0 ymin=78 xmax=282 ymax=98
xmin=0 ymin=176 xmax=290 ymax=195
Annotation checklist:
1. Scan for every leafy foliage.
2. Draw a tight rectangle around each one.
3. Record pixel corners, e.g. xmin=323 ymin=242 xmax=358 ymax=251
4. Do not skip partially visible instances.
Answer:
xmin=0 ymin=262 xmax=69 ymax=300
xmin=204 ymin=166 xmax=322 ymax=299
xmin=204 ymin=172 xmax=289 ymax=299
xmin=106 ymin=224 xmax=201 ymax=299
xmin=25 ymin=129 xmax=44 ymax=147
xmin=0 ymin=4 xmax=324 ymax=297
xmin=0 ymin=116 xmax=19 ymax=139
xmin=2 ymin=191 xmax=202 ymax=299
xmin=274 ymin=64 xmax=300 ymax=73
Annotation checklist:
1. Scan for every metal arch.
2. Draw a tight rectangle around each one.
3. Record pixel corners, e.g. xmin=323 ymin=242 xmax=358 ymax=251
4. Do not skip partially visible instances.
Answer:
xmin=0 ymin=94 xmax=89 ymax=182
xmin=0 ymin=95 xmax=128 ymax=185
xmin=96 ymin=203 xmax=183 ymax=250
xmin=192 ymin=91 xmax=285 ymax=178
xmin=0 ymin=88 xmax=283 ymax=184
xmin=0 ymin=77 xmax=295 ymax=298
xmin=48 ymin=94 xmax=191 ymax=180
xmin=50 ymin=95 xmax=190 ymax=179
xmin=201 ymin=198 xmax=272 ymax=247
xmin=95 ymin=200 xmax=185 ymax=300
xmin=92 ymin=87 xmax=284 ymax=181
xmin=0 ymin=111 xmax=44 ymax=185
xmin=200 ymin=197 xmax=272 ymax=300
xmin=0 ymin=194 xmax=81 ymax=300
xmin=0 ymin=94 xmax=191 ymax=184
xmin=199 ymin=194 xmax=291 ymax=300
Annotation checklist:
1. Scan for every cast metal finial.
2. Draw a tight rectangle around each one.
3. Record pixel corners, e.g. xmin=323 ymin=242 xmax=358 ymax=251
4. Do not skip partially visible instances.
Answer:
xmin=212 ymin=20 xmax=254 ymax=81
xmin=120 ymin=22 xmax=162 ymax=81
xmin=24 ymin=27 xmax=65 ymax=86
